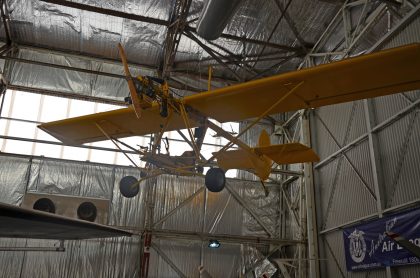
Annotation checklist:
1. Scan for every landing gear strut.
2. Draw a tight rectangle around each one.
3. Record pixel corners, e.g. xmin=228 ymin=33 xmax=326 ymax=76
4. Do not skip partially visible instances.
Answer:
xmin=205 ymin=168 xmax=226 ymax=192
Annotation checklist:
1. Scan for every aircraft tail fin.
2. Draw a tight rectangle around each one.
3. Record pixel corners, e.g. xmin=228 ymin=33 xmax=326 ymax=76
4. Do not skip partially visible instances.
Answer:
xmin=258 ymin=129 xmax=271 ymax=147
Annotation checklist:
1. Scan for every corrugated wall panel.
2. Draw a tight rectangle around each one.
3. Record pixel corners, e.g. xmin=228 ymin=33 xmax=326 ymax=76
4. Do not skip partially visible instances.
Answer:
xmin=314 ymin=10 xmax=420 ymax=278
xmin=376 ymin=113 xmax=415 ymax=207
xmin=315 ymin=101 xmax=366 ymax=148
xmin=390 ymin=114 xmax=420 ymax=207
xmin=316 ymin=157 xmax=340 ymax=228
xmin=373 ymin=92 xmax=414 ymax=126
xmin=153 ymin=175 xmax=204 ymax=233
xmin=323 ymin=231 xmax=347 ymax=277
xmin=0 ymin=152 xmax=280 ymax=277
xmin=322 ymin=150 xmax=377 ymax=229
xmin=110 ymin=167 xmax=147 ymax=229
xmin=0 ymin=155 xmax=30 ymax=205
xmin=149 ymin=239 xmax=202 ymax=278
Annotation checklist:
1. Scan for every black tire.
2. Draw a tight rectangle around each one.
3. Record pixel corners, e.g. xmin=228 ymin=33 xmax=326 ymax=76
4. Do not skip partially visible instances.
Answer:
xmin=205 ymin=168 xmax=226 ymax=192
xmin=119 ymin=176 xmax=139 ymax=198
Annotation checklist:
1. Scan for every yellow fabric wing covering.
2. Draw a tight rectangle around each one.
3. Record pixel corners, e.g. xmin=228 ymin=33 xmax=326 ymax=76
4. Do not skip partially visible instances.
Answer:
xmin=39 ymin=106 xmax=199 ymax=145
xmin=214 ymin=142 xmax=320 ymax=171
xmin=187 ymin=44 xmax=420 ymax=122
xmin=39 ymin=44 xmax=420 ymax=144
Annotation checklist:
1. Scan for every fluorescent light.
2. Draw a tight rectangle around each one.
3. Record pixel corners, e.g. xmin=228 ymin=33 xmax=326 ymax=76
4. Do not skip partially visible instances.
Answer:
xmin=208 ymin=239 xmax=220 ymax=248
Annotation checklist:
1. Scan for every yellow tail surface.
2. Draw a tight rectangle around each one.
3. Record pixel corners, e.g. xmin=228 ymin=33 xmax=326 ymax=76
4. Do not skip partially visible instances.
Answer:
xmin=213 ymin=130 xmax=319 ymax=181
xmin=214 ymin=130 xmax=272 ymax=180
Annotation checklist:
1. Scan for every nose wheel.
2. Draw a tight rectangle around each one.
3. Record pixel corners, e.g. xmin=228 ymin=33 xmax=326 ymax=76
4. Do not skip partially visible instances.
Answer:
xmin=205 ymin=168 xmax=226 ymax=192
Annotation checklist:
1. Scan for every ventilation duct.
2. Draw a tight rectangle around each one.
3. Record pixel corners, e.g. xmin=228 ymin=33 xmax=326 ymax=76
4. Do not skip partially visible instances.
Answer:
xmin=21 ymin=193 xmax=110 ymax=224
xmin=196 ymin=0 xmax=243 ymax=40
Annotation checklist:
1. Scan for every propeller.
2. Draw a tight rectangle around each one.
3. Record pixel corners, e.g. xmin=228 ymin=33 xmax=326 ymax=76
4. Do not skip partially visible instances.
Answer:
xmin=118 ymin=43 xmax=142 ymax=119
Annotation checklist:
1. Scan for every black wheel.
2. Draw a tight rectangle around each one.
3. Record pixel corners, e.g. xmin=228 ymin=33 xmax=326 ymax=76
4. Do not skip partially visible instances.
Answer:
xmin=119 ymin=176 xmax=139 ymax=198
xmin=205 ymin=168 xmax=226 ymax=192
xmin=77 ymin=202 xmax=97 ymax=222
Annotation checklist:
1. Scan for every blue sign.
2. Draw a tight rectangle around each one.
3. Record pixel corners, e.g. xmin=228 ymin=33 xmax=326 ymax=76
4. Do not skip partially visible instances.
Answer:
xmin=343 ymin=207 xmax=420 ymax=271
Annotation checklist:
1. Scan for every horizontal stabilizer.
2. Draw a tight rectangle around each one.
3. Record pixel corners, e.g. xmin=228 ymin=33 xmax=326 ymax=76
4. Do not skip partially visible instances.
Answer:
xmin=213 ymin=149 xmax=255 ymax=171
xmin=0 ymin=202 xmax=132 ymax=240
xmin=213 ymin=142 xmax=319 ymax=172
xmin=254 ymin=143 xmax=320 ymax=165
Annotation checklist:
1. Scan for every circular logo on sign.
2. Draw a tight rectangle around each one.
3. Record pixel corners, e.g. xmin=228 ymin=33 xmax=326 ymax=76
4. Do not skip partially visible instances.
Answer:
xmin=348 ymin=229 xmax=367 ymax=263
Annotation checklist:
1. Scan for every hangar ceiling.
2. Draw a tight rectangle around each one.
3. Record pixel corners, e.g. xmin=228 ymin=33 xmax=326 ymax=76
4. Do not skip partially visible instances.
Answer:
xmin=1 ymin=0 xmax=417 ymax=103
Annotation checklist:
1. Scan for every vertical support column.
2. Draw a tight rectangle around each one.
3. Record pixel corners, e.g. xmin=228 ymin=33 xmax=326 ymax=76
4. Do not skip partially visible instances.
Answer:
xmin=363 ymin=99 xmax=395 ymax=278
xmin=298 ymin=172 xmax=307 ymax=278
xmin=363 ymin=100 xmax=387 ymax=214
xmin=199 ymin=188 xmax=208 ymax=277
xmin=141 ymin=175 xmax=157 ymax=278
xmin=301 ymin=110 xmax=320 ymax=278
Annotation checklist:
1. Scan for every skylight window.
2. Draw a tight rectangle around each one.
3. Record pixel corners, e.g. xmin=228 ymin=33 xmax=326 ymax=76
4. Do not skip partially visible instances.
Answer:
xmin=0 ymin=90 xmax=239 ymax=177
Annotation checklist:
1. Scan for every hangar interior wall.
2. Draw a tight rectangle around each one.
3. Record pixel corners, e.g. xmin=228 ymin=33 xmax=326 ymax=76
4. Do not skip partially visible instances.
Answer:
xmin=0 ymin=153 xmax=283 ymax=277
xmin=312 ymin=15 xmax=420 ymax=278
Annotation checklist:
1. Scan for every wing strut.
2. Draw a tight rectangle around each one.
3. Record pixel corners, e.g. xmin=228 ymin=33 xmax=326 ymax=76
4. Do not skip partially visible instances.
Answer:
xmin=179 ymin=102 xmax=201 ymax=160
xmin=204 ymin=81 xmax=304 ymax=165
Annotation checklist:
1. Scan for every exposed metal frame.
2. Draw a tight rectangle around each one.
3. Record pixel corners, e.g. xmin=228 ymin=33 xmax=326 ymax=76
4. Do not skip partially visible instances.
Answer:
xmin=0 ymin=0 xmax=418 ymax=277
xmin=39 ymin=0 xmax=302 ymax=53
xmin=306 ymin=1 xmax=420 ymax=277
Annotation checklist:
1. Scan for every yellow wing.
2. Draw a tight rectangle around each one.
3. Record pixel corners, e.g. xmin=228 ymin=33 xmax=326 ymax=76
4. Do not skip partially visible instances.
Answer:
xmin=39 ymin=44 xmax=420 ymax=144
xmin=186 ymin=43 xmax=420 ymax=122
xmin=39 ymin=105 xmax=198 ymax=145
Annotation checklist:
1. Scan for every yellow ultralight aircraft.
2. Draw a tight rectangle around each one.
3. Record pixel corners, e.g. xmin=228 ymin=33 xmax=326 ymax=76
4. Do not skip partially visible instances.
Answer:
xmin=39 ymin=43 xmax=420 ymax=197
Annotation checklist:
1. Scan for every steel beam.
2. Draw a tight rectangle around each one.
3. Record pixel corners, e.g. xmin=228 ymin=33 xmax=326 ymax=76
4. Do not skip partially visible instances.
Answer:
xmin=252 ymin=0 xmax=293 ymax=67
xmin=151 ymin=243 xmax=187 ymax=278
xmin=153 ymin=187 xmax=205 ymax=227
xmin=320 ymin=197 xmax=420 ymax=234
xmin=183 ymin=31 xmax=243 ymax=81
xmin=146 ymin=229 xmax=304 ymax=246
xmin=8 ymin=84 xmax=125 ymax=105
xmin=368 ymin=2 xmax=420 ymax=51
xmin=315 ymin=97 xmax=420 ymax=169
xmin=225 ymin=182 xmax=274 ymax=237
xmin=324 ymin=238 xmax=346 ymax=278
xmin=40 ymin=0 xmax=300 ymax=52
xmin=0 ymin=135 xmax=139 ymax=155
xmin=160 ymin=0 xmax=192 ymax=78
xmin=364 ymin=100 xmax=387 ymax=213
xmin=301 ymin=112 xmax=320 ymax=278
xmin=0 ymin=0 xmax=11 ymax=44
xmin=0 ymin=246 xmax=65 ymax=252
xmin=40 ymin=0 xmax=169 ymax=26
xmin=314 ymin=110 xmax=377 ymax=199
